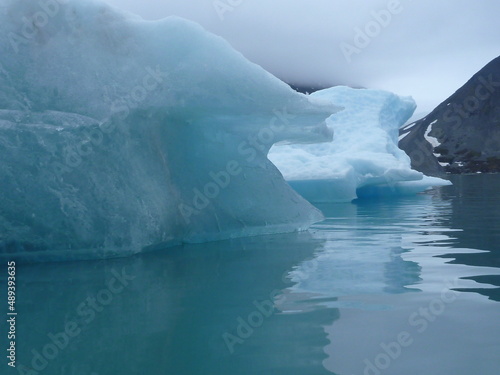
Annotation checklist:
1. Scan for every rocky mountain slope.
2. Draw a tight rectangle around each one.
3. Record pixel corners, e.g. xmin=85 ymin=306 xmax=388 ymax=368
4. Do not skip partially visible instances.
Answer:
xmin=399 ymin=56 xmax=500 ymax=176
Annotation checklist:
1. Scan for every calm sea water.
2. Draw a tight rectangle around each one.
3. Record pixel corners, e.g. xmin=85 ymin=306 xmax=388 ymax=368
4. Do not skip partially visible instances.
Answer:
xmin=2 ymin=174 xmax=499 ymax=375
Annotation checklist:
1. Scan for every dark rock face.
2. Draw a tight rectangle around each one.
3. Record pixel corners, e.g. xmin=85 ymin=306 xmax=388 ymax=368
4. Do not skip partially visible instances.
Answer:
xmin=399 ymin=56 xmax=500 ymax=176
xmin=289 ymin=84 xmax=327 ymax=94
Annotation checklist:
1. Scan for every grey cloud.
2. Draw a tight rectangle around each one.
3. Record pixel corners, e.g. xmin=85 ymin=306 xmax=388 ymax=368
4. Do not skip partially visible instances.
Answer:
xmin=103 ymin=0 xmax=500 ymax=115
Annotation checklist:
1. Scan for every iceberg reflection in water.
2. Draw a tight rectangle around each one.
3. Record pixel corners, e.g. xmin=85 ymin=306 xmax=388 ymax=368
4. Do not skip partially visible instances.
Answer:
xmin=1 ymin=175 xmax=499 ymax=375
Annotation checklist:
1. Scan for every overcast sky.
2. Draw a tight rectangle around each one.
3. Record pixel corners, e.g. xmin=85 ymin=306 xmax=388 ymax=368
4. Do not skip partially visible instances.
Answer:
xmin=103 ymin=0 xmax=500 ymax=116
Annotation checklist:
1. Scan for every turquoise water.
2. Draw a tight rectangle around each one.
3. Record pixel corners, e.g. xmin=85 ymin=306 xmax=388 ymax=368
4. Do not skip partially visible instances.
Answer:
xmin=2 ymin=174 xmax=500 ymax=375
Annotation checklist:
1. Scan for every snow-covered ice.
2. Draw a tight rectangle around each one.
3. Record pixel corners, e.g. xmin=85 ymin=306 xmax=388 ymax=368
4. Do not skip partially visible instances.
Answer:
xmin=401 ymin=122 xmax=417 ymax=131
xmin=269 ymin=87 xmax=451 ymax=203
xmin=424 ymin=124 xmax=441 ymax=148
xmin=398 ymin=130 xmax=411 ymax=142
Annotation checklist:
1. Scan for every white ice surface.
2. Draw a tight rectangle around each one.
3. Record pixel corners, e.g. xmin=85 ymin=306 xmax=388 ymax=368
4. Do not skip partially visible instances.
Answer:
xmin=269 ymin=87 xmax=451 ymax=203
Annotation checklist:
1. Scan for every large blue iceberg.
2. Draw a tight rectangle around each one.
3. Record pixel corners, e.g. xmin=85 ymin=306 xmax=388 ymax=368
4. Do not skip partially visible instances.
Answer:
xmin=0 ymin=0 xmax=339 ymax=257
xmin=0 ymin=0 xmax=448 ymax=259
xmin=269 ymin=87 xmax=450 ymax=203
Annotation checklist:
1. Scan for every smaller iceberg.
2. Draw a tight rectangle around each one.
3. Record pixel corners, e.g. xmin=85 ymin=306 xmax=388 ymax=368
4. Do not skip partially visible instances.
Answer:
xmin=269 ymin=86 xmax=450 ymax=203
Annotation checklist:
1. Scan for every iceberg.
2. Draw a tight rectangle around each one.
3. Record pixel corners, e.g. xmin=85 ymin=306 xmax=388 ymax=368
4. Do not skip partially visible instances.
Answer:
xmin=269 ymin=86 xmax=451 ymax=203
xmin=0 ymin=0 xmax=339 ymax=258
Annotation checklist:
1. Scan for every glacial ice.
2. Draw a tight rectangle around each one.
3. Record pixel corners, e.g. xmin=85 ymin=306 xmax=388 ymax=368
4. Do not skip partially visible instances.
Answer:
xmin=0 ymin=0 xmax=339 ymax=258
xmin=0 ymin=0 xmax=451 ymax=260
xmin=269 ymin=86 xmax=451 ymax=203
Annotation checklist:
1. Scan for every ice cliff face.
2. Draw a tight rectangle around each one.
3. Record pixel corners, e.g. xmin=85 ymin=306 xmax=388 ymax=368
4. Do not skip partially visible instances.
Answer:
xmin=0 ymin=0 xmax=338 ymax=258
xmin=269 ymin=87 xmax=450 ymax=202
